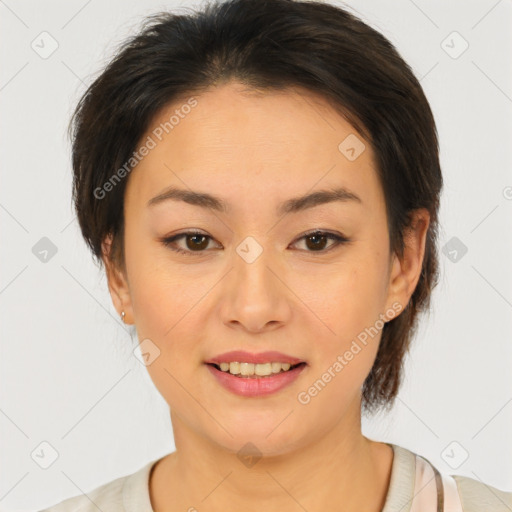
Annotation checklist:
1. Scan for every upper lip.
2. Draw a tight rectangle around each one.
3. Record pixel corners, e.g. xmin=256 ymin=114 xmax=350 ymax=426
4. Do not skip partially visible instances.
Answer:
xmin=205 ymin=350 xmax=305 ymax=365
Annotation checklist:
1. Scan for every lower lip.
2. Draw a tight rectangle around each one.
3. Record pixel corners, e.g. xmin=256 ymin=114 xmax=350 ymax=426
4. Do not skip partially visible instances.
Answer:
xmin=205 ymin=363 xmax=307 ymax=397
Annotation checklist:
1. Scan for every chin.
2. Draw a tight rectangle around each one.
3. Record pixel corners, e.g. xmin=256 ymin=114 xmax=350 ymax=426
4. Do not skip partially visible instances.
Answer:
xmin=206 ymin=416 xmax=308 ymax=458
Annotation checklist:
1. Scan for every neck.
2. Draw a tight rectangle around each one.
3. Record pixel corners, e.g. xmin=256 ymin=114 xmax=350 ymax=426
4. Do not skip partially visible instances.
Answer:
xmin=150 ymin=400 xmax=393 ymax=512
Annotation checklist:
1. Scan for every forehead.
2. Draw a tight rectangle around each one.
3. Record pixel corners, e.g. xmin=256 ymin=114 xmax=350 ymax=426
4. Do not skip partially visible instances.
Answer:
xmin=125 ymin=82 xmax=382 ymax=214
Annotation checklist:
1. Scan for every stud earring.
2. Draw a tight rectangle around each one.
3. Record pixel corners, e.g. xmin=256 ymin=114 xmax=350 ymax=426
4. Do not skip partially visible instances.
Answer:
xmin=121 ymin=311 xmax=126 ymax=323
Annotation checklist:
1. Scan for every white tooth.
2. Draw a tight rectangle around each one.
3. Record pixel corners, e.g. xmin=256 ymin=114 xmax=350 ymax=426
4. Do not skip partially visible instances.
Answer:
xmin=255 ymin=362 xmax=272 ymax=376
xmin=271 ymin=362 xmax=282 ymax=373
xmin=222 ymin=361 xmax=296 ymax=376
xmin=229 ymin=362 xmax=241 ymax=374
xmin=240 ymin=362 xmax=255 ymax=376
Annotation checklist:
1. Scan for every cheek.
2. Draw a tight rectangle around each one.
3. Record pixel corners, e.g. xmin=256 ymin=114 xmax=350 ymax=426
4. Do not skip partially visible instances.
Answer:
xmin=295 ymin=270 xmax=384 ymax=412
xmin=126 ymin=238 xmax=202 ymax=337
xmin=295 ymin=254 xmax=388 ymax=369
xmin=129 ymin=268 xmax=203 ymax=409
xmin=303 ymin=257 xmax=386 ymax=323
xmin=127 ymin=255 xmax=214 ymax=388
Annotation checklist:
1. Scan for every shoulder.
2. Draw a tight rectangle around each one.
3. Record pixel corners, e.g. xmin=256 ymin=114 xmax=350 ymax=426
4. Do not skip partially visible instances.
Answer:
xmin=38 ymin=474 xmax=126 ymax=512
xmin=38 ymin=458 xmax=158 ymax=512
xmin=387 ymin=443 xmax=512 ymax=512
xmin=453 ymin=473 xmax=512 ymax=512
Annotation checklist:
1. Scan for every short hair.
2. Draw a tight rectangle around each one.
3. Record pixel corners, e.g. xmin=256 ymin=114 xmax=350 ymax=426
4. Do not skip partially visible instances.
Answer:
xmin=69 ymin=0 xmax=443 ymax=416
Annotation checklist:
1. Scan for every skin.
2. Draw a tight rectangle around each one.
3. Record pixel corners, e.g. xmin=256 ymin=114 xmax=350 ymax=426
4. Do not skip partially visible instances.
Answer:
xmin=102 ymin=81 xmax=429 ymax=512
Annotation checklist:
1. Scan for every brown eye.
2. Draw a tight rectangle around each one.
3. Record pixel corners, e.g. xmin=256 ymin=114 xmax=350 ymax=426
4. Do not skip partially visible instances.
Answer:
xmin=184 ymin=234 xmax=209 ymax=251
xmin=304 ymin=233 xmax=329 ymax=251
xmin=293 ymin=230 xmax=348 ymax=253
xmin=161 ymin=231 xmax=217 ymax=256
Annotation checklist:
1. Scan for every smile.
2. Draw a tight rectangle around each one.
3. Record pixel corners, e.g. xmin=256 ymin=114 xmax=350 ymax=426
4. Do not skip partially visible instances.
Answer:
xmin=205 ymin=362 xmax=307 ymax=397
xmin=210 ymin=361 xmax=301 ymax=377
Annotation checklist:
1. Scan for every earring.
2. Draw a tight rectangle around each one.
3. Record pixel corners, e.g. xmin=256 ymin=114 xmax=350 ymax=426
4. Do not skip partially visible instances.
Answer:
xmin=121 ymin=311 xmax=126 ymax=323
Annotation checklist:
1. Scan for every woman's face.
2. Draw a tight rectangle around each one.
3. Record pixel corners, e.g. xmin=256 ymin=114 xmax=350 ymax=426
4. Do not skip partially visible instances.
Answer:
xmin=104 ymin=81 xmax=427 ymax=455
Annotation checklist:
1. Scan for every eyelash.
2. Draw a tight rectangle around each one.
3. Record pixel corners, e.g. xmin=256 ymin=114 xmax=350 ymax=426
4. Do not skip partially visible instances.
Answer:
xmin=160 ymin=229 xmax=349 ymax=257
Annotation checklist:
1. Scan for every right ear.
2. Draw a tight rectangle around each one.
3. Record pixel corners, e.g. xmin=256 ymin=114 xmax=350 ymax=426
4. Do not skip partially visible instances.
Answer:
xmin=101 ymin=234 xmax=134 ymax=324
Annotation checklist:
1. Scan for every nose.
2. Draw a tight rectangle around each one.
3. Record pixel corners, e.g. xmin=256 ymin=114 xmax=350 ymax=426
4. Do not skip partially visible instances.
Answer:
xmin=218 ymin=243 xmax=293 ymax=334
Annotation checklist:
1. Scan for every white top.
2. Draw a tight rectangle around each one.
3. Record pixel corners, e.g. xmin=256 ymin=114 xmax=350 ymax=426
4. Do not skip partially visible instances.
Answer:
xmin=39 ymin=443 xmax=512 ymax=511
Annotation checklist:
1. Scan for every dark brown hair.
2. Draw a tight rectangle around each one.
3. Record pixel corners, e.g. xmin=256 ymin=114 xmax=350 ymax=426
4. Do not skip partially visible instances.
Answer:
xmin=69 ymin=0 xmax=443 ymax=416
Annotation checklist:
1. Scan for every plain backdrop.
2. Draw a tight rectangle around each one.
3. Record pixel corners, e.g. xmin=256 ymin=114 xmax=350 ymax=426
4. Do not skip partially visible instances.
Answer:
xmin=1 ymin=0 xmax=511 ymax=510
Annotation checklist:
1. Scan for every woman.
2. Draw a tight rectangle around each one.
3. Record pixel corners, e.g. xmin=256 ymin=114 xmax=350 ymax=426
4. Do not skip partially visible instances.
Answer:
xmin=40 ymin=0 xmax=511 ymax=510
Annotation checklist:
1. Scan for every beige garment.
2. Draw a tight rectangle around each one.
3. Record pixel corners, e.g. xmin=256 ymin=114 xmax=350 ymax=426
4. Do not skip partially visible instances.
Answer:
xmin=39 ymin=443 xmax=512 ymax=511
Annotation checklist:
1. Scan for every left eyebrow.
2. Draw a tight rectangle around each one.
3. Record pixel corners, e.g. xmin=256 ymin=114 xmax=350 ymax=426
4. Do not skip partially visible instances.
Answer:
xmin=277 ymin=187 xmax=362 ymax=216
xmin=147 ymin=185 xmax=362 ymax=215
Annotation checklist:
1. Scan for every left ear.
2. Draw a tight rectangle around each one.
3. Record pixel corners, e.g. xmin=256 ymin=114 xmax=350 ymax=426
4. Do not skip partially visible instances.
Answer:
xmin=384 ymin=208 xmax=430 ymax=320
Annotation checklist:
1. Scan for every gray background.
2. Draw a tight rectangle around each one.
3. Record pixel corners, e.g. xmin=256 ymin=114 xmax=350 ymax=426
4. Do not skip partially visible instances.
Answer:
xmin=1 ymin=0 xmax=511 ymax=509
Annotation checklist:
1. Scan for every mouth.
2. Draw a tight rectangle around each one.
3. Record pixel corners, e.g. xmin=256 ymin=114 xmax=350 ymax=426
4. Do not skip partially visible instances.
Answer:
xmin=204 ymin=360 xmax=308 ymax=397
xmin=205 ymin=361 xmax=307 ymax=378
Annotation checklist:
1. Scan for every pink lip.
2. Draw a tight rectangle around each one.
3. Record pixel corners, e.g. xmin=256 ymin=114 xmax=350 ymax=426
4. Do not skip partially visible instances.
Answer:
xmin=206 ymin=362 xmax=307 ymax=397
xmin=205 ymin=350 xmax=304 ymax=365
